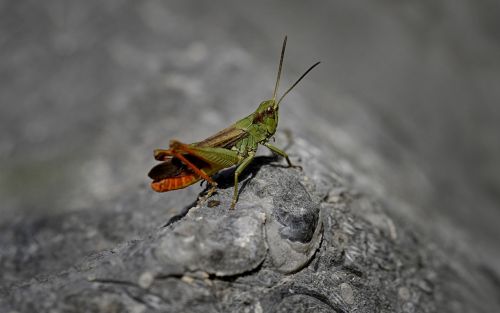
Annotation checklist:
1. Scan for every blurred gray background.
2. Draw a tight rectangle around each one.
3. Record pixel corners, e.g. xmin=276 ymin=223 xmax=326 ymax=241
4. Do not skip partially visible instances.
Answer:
xmin=1 ymin=0 xmax=500 ymax=288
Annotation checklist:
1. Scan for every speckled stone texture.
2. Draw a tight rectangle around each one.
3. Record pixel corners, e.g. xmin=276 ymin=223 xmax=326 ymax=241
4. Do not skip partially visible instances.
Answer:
xmin=2 ymin=145 xmax=499 ymax=312
xmin=1 ymin=1 xmax=500 ymax=312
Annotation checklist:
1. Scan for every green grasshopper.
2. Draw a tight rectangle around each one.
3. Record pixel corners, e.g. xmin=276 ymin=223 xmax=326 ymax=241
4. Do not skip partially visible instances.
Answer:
xmin=148 ymin=36 xmax=320 ymax=208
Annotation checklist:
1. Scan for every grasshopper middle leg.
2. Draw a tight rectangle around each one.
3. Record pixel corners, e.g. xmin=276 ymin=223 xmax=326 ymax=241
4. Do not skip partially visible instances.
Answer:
xmin=231 ymin=153 xmax=255 ymax=209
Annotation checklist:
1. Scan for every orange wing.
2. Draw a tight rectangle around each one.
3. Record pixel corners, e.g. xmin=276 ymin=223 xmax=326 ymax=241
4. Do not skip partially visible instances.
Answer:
xmin=148 ymin=155 xmax=219 ymax=192
xmin=151 ymin=172 xmax=200 ymax=191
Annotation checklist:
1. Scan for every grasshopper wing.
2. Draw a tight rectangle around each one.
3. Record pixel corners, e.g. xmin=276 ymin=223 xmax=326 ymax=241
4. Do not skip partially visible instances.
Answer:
xmin=148 ymin=155 xmax=212 ymax=191
xmin=196 ymin=126 xmax=248 ymax=149
xmin=148 ymin=155 xmax=213 ymax=180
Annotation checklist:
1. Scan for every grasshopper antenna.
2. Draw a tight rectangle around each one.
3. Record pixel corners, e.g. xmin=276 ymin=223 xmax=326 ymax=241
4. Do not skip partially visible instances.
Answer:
xmin=277 ymin=61 xmax=321 ymax=106
xmin=272 ymin=36 xmax=287 ymax=101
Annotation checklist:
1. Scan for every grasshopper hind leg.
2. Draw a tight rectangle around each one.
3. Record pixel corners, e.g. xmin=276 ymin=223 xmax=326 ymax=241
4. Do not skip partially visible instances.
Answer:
xmin=166 ymin=149 xmax=219 ymax=206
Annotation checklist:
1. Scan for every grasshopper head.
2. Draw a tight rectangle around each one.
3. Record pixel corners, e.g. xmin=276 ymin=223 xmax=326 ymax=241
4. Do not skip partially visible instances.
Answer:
xmin=256 ymin=99 xmax=278 ymax=113
xmin=265 ymin=36 xmax=320 ymax=126
xmin=250 ymin=37 xmax=320 ymax=137
xmin=253 ymin=99 xmax=279 ymax=135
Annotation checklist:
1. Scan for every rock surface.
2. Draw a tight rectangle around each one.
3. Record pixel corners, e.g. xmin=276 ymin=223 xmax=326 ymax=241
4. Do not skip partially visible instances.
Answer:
xmin=1 ymin=0 xmax=500 ymax=312
xmin=2 ymin=146 xmax=499 ymax=312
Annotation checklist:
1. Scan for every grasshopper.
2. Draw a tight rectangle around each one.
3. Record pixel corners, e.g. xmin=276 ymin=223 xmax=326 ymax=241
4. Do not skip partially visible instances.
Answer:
xmin=148 ymin=36 xmax=320 ymax=208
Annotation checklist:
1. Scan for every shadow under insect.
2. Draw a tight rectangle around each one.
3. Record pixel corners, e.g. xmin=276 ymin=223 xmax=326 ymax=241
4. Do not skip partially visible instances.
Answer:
xmin=162 ymin=154 xmax=285 ymax=227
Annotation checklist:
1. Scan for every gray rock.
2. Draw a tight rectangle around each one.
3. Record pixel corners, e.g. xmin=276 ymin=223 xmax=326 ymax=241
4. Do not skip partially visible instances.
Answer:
xmin=1 ymin=1 xmax=500 ymax=312
xmin=2 ymin=150 xmax=499 ymax=312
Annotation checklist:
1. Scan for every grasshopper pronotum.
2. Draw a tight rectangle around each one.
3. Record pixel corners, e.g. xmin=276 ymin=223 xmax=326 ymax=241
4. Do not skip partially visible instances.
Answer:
xmin=148 ymin=36 xmax=320 ymax=208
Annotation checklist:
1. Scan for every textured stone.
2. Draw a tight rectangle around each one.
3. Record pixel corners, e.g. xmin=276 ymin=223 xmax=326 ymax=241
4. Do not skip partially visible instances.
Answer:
xmin=2 ymin=156 xmax=499 ymax=312
xmin=1 ymin=1 xmax=500 ymax=312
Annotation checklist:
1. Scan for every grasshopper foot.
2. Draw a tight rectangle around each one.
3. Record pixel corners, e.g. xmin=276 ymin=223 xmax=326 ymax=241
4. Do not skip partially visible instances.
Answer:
xmin=206 ymin=184 xmax=217 ymax=198
xmin=285 ymin=158 xmax=303 ymax=171
xmin=197 ymin=183 xmax=218 ymax=206
xmin=289 ymin=164 xmax=303 ymax=171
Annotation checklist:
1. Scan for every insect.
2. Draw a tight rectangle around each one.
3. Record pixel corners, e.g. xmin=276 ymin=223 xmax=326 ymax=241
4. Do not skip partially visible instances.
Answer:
xmin=148 ymin=36 xmax=320 ymax=209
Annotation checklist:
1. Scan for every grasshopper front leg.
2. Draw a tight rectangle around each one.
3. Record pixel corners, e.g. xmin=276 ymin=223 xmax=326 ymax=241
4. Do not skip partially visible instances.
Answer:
xmin=263 ymin=142 xmax=302 ymax=170
xmin=231 ymin=153 xmax=255 ymax=209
